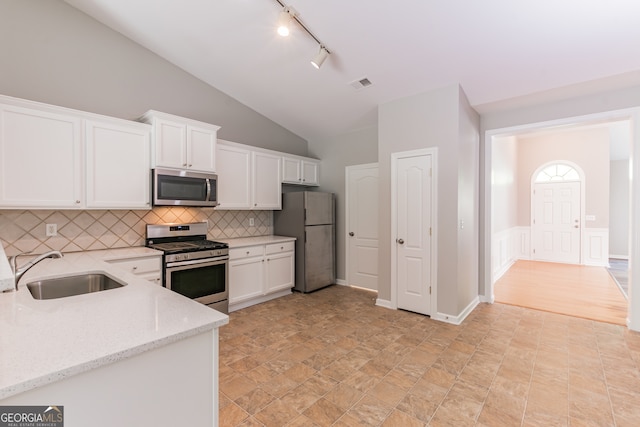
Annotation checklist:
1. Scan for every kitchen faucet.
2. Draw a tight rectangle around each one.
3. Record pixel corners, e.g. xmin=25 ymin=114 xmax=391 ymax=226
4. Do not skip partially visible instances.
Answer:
xmin=10 ymin=250 xmax=64 ymax=290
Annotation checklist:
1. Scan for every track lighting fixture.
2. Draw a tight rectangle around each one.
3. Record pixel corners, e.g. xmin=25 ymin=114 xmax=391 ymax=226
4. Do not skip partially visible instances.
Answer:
xmin=311 ymin=46 xmax=329 ymax=69
xmin=273 ymin=0 xmax=331 ymax=70
xmin=277 ymin=7 xmax=295 ymax=37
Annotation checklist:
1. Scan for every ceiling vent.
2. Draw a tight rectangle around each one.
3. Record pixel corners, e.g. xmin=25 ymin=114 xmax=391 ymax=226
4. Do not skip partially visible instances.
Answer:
xmin=349 ymin=77 xmax=373 ymax=90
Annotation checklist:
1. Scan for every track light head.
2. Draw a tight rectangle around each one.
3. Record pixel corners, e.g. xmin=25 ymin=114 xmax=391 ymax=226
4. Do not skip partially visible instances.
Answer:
xmin=277 ymin=7 xmax=296 ymax=37
xmin=311 ymin=46 xmax=329 ymax=69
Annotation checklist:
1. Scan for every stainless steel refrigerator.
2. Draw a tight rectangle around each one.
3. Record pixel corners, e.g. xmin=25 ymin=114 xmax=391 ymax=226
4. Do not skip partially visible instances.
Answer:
xmin=274 ymin=191 xmax=335 ymax=293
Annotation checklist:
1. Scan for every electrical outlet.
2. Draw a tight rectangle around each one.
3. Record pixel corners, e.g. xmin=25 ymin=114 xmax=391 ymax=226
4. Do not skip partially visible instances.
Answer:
xmin=45 ymin=223 xmax=57 ymax=237
xmin=249 ymin=218 xmax=255 ymax=227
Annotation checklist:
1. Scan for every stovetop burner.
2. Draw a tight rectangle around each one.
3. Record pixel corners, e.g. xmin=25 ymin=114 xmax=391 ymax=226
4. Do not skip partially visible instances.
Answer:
xmin=148 ymin=240 xmax=228 ymax=253
xmin=145 ymin=222 xmax=228 ymax=254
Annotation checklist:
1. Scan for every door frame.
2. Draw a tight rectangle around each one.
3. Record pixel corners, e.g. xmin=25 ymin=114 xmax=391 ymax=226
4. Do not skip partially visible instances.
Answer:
xmin=390 ymin=148 xmax=438 ymax=315
xmin=345 ymin=162 xmax=379 ymax=291
xmin=530 ymin=161 xmax=585 ymax=263
xmin=482 ymin=107 xmax=640 ymax=331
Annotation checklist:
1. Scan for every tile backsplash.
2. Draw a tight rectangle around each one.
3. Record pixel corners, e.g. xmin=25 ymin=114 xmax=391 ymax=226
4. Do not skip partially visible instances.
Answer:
xmin=0 ymin=208 xmax=272 ymax=256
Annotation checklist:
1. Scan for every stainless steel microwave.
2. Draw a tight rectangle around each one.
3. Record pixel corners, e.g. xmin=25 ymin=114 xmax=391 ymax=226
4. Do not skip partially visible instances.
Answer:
xmin=152 ymin=168 xmax=218 ymax=207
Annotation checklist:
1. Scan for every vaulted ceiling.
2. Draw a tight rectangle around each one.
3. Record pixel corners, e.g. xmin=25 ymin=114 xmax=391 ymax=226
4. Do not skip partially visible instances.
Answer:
xmin=64 ymin=0 xmax=640 ymax=141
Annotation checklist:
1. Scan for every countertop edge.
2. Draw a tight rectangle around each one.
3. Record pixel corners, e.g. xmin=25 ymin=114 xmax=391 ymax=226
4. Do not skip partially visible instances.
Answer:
xmin=217 ymin=235 xmax=296 ymax=248
xmin=0 ymin=320 xmax=227 ymax=400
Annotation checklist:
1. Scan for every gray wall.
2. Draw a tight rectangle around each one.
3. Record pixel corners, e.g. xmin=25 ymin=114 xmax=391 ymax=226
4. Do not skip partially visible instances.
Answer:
xmin=308 ymin=126 xmax=378 ymax=282
xmin=492 ymin=136 xmax=518 ymax=234
xmin=0 ymin=0 xmax=307 ymax=155
xmin=610 ymin=159 xmax=630 ymax=257
xmin=378 ymin=84 xmax=480 ymax=317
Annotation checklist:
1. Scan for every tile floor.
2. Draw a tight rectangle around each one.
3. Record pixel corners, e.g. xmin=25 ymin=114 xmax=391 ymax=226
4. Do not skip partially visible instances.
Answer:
xmin=219 ymin=286 xmax=640 ymax=426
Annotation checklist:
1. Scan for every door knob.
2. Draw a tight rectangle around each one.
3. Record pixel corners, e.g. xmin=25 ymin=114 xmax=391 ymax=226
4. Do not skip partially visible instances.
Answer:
xmin=349 ymin=232 xmax=354 ymax=236
xmin=574 ymin=225 xmax=579 ymax=228
xmin=397 ymin=238 xmax=404 ymax=245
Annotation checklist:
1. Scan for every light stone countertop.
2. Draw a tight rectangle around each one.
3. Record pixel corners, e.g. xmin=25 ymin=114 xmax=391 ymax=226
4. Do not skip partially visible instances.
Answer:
xmin=217 ymin=235 xmax=296 ymax=248
xmin=0 ymin=246 xmax=229 ymax=400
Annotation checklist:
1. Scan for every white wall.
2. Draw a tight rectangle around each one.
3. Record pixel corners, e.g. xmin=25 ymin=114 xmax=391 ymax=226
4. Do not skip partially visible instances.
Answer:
xmin=308 ymin=126 xmax=378 ymax=282
xmin=0 ymin=0 xmax=307 ymax=155
xmin=516 ymin=128 xmax=610 ymax=228
xmin=610 ymin=159 xmax=630 ymax=258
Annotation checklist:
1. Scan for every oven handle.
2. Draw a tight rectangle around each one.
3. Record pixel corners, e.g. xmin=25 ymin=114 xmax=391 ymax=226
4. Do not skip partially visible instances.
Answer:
xmin=166 ymin=256 xmax=229 ymax=269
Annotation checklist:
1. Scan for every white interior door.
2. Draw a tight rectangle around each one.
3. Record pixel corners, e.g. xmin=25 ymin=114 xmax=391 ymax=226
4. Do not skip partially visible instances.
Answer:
xmin=346 ymin=164 xmax=379 ymax=291
xmin=532 ymin=181 xmax=581 ymax=263
xmin=395 ymin=153 xmax=433 ymax=315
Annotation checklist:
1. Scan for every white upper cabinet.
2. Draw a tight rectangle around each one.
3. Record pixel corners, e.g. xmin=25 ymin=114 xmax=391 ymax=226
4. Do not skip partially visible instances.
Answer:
xmin=216 ymin=143 xmax=252 ymax=209
xmin=216 ymin=140 xmax=281 ymax=210
xmin=282 ymin=155 xmax=320 ymax=186
xmin=85 ymin=119 xmax=151 ymax=209
xmin=301 ymin=159 xmax=320 ymax=185
xmin=0 ymin=104 xmax=83 ymax=208
xmin=252 ymin=151 xmax=281 ymax=209
xmin=0 ymin=95 xmax=152 ymax=210
xmin=141 ymin=111 xmax=219 ymax=173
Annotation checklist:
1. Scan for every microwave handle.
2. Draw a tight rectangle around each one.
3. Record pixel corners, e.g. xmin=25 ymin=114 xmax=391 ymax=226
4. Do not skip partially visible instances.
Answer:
xmin=205 ymin=178 xmax=219 ymax=206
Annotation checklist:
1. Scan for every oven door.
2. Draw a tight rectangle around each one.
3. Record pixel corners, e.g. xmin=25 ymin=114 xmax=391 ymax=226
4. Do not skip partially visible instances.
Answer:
xmin=165 ymin=257 xmax=228 ymax=306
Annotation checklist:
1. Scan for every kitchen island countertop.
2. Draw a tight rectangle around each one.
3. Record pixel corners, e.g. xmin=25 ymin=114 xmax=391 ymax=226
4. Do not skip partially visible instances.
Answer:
xmin=0 ymin=245 xmax=228 ymax=400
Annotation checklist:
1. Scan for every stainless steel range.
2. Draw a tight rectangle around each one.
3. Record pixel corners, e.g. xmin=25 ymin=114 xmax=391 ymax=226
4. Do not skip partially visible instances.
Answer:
xmin=145 ymin=222 xmax=229 ymax=314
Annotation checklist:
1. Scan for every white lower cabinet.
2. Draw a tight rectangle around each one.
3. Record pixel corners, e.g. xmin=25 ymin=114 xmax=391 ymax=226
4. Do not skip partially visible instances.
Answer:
xmin=106 ymin=255 xmax=162 ymax=285
xmin=264 ymin=243 xmax=295 ymax=293
xmin=228 ymin=240 xmax=294 ymax=311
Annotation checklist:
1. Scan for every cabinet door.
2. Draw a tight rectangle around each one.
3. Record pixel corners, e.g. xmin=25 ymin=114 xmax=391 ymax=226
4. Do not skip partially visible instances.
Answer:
xmin=282 ymin=157 xmax=301 ymax=184
xmin=216 ymin=144 xmax=251 ymax=209
xmin=187 ymin=125 xmax=217 ymax=172
xmin=252 ymin=151 xmax=281 ymax=209
xmin=0 ymin=104 xmax=82 ymax=208
xmin=154 ymin=117 xmax=187 ymax=169
xmin=229 ymin=256 xmax=264 ymax=303
xmin=265 ymin=251 xmax=294 ymax=293
xmin=86 ymin=120 xmax=151 ymax=209
xmin=302 ymin=160 xmax=320 ymax=186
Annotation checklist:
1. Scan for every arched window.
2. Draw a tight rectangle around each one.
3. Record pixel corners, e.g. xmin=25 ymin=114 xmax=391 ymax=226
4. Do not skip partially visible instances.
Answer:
xmin=534 ymin=163 xmax=580 ymax=182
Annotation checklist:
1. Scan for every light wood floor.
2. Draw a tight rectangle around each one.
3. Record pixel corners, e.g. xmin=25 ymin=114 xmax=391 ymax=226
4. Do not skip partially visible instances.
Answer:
xmin=494 ymin=260 xmax=628 ymax=325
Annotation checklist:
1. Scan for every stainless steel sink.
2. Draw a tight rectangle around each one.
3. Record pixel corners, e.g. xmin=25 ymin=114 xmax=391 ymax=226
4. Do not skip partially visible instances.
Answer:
xmin=27 ymin=273 xmax=126 ymax=300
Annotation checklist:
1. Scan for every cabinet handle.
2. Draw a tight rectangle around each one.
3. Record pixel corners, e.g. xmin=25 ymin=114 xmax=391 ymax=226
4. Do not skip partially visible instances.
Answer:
xmin=188 ymin=164 xmax=192 ymax=167
xmin=132 ymin=266 xmax=138 ymax=270
xmin=246 ymin=251 xmax=250 ymax=255
xmin=183 ymin=163 xmax=187 ymax=167
xmin=75 ymin=200 xmax=81 ymax=204
xmin=280 ymin=246 xmax=284 ymax=250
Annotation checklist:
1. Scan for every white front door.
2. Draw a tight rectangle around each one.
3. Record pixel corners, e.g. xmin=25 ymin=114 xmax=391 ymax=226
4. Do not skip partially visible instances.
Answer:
xmin=395 ymin=152 xmax=433 ymax=315
xmin=346 ymin=163 xmax=379 ymax=291
xmin=532 ymin=181 xmax=581 ymax=263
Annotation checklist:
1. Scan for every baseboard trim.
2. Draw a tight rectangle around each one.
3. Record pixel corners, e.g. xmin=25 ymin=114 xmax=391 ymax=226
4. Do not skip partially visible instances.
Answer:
xmin=479 ymin=294 xmax=494 ymax=304
xmin=432 ymin=297 xmax=479 ymax=325
xmin=375 ymin=298 xmax=393 ymax=309
xmin=229 ymin=289 xmax=292 ymax=312
xmin=335 ymin=279 xmax=347 ymax=286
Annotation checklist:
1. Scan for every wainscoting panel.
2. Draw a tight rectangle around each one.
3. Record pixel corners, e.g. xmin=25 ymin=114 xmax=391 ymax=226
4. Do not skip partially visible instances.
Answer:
xmin=492 ymin=226 xmax=609 ymax=276
xmin=583 ymin=228 xmax=610 ymax=266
